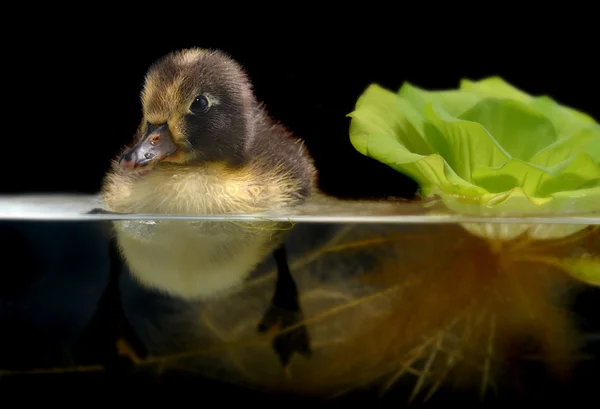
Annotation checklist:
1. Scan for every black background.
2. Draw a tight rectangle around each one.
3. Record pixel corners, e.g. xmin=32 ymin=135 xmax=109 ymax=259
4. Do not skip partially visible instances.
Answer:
xmin=1 ymin=12 xmax=599 ymax=405
xmin=3 ymin=15 xmax=599 ymax=199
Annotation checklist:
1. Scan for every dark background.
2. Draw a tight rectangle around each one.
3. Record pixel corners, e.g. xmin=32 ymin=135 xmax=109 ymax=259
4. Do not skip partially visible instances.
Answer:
xmin=1 ymin=15 xmax=599 ymax=405
xmin=3 ymin=17 xmax=599 ymax=199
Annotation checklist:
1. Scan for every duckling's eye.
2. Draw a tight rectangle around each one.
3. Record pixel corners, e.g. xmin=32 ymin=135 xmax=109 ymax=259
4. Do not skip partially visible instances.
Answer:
xmin=190 ymin=95 xmax=209 ymax=114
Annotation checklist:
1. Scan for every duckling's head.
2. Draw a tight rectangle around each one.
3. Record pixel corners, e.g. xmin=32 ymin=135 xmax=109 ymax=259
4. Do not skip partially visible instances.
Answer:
xmin=118 ymin=48 xmax=256 ymax=173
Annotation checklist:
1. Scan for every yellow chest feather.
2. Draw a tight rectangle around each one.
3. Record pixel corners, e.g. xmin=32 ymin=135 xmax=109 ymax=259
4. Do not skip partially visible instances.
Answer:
xmin=101 ymin=163 xmax=294 ymax=300
xmin=103 ymin=163 xmax=299 ymax=215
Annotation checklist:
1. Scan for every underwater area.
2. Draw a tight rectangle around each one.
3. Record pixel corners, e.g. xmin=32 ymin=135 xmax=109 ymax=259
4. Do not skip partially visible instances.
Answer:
xmin=0 ymin=195 xmax=598 ymax=406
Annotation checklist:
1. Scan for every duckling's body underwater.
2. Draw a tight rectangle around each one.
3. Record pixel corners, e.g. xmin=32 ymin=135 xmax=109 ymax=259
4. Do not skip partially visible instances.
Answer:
xmin=102 ymin=48 xmax=317 ymax=300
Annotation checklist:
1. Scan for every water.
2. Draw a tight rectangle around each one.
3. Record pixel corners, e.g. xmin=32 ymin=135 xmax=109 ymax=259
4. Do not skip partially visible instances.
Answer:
xmin=0 ymin=194 xmax=598 ymax=404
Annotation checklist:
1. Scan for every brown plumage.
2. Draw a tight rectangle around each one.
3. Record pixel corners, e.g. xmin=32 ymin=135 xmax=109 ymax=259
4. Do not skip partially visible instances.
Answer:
xmin=96 ymin=48 xmax=318 ymax=368
xmin=103 ymin=48 xmax=316 ymax=217
xmin=102 ymin=48 xmax=317 ymax=298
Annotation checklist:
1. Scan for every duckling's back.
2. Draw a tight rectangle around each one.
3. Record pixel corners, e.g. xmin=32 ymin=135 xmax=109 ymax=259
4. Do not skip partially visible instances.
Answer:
xmin=243 ymin=105 xmax=317 ymax=206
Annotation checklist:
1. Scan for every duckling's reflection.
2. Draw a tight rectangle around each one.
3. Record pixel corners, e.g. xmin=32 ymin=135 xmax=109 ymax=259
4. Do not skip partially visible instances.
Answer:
xmin=87 ymin=48 xmax=319 ymax=372
xmin=79 ymin=218 xmax=316 ymax=373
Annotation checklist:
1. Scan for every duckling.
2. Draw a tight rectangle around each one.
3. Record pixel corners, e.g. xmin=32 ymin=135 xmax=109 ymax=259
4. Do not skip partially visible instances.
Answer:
xmin=88 ymin=48 xmax=318 ymax=370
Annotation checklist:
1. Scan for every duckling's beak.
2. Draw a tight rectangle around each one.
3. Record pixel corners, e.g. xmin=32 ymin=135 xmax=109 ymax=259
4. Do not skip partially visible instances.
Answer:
xmin=118 ymin=124 xmax=178 ymax=170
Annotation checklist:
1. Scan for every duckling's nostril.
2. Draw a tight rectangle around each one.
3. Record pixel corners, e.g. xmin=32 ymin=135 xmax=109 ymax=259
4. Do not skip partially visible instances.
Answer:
xmin=149 ymin=135 xmax=160 ymax=145
xmin=144 ymin=152 xmax=155 ymax=160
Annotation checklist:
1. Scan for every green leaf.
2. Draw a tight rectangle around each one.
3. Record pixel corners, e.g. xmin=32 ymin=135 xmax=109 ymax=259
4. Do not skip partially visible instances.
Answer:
xmin=471 ymin=153 xmax=600 ymax=198
xmin=459 ymin=76 xmax=533 ymax=102
xmin=421 ymin=102 xmax=510 ymax=182
xmin=551 ymin=186 xmax=600 ymax=212
xmin=585 ymin=131 xmax=600 ymax=158
xmin=440 ymin=185 xmax=600 ymax=215
xmin=539 ymin=153 xmax=600 ymax=195
xmin=561 ymin=256 xmax=600 ymax=286
xmin=459 ymin=98 xmax=557 ymax=161
xmin=529 ymin=128 xmax=600 ymax=167
xmin=398 ymin=82 xmax=481 ymax=118
xmin=472 ymin=159 xmax=549 ymax=195
xmin=349 ymin=84 xmax=432 ymax=156
xmin=349 ymin=84 xmax=485 ymax=197
xmin=347 ymin=77 xmax=600 ymax=227
xmin=527 ymin=96 xmax=597 ymax=139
